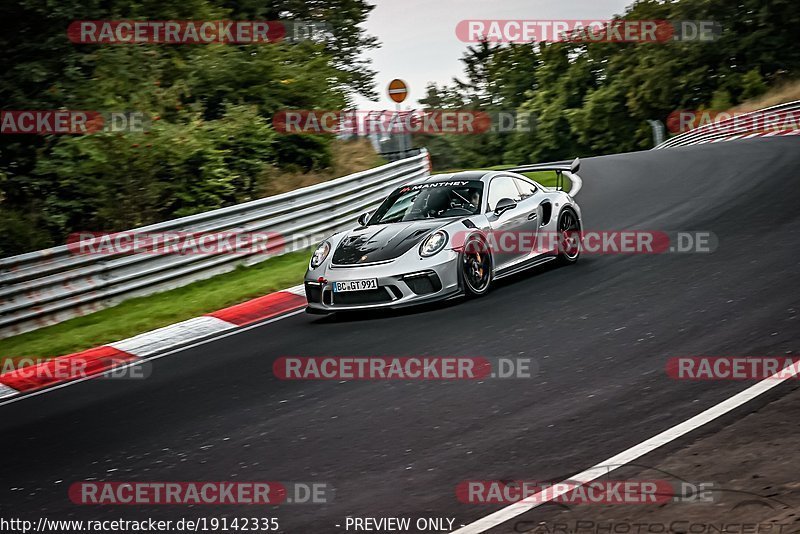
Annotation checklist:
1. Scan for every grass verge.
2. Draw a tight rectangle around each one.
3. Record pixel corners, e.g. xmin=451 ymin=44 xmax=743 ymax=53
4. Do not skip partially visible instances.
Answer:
xmin=0 ymin=250 xmax=310 ymax=367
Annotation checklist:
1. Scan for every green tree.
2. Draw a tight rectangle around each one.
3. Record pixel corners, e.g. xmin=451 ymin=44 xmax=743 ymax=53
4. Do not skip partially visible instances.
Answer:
xmin=0 ymin=0 xmax=379 ymax=256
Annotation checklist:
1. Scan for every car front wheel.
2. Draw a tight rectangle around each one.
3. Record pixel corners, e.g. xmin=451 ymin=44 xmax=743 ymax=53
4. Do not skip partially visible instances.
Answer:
xmin=461 ymin=235 xmax=493 ymax=297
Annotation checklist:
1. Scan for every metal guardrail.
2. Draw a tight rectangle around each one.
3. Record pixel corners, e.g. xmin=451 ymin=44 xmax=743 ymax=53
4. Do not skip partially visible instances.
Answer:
xmin=654 ymin=100 xmax=800 ymax=149
xmin=0 ymin=150 xmax=430 ymax=338
xmin=379 ymin=147 xmax=424 ymax=162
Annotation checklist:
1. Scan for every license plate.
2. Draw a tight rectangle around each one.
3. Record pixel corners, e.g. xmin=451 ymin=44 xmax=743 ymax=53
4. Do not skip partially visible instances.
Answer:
xmin=332 ymin=279 xmax=378 ymax=292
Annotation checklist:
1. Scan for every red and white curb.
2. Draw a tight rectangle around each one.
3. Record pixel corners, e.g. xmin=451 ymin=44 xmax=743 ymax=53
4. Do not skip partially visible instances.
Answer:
xmin=690 ymin=128 xmax=800 ymax=145
xmin=0 ymin=285 xmax=307 ymax=401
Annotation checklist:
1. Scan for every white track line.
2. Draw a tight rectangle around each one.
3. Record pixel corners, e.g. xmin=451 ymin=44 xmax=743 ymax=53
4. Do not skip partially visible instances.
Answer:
xmin=0 ymin=383 xmax=19 ymax=399
xmin=453 ymin=359 xmax=800 ymax=533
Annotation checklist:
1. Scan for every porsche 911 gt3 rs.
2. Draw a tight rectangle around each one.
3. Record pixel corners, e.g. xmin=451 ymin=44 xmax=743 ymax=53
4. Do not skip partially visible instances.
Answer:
xmin=304 ymin=159 xmax=583 ymax=313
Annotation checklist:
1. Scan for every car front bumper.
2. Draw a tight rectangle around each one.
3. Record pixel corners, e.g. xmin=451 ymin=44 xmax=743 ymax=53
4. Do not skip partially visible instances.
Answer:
xmin=304 ymin=249 xmax=461 ymax=313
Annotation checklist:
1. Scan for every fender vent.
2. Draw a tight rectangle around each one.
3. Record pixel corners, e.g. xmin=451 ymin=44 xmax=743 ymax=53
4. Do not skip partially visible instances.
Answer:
xmin=540 ymin=202 xmax=552 ymax=226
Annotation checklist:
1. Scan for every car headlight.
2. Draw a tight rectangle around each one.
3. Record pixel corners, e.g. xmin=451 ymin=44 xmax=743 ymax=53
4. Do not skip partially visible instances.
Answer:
xmin=419 ymin=230 xmax=448 ymax=257
xmin=310 ymin=241 xmax=331 ymax=268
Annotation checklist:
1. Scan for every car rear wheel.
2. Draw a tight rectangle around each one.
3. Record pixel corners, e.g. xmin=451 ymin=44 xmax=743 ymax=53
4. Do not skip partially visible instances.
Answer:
xmin=462 ymin=236 xmax=492 ymax=297
xmin=556 ymin=208 xmax=581 ymax=265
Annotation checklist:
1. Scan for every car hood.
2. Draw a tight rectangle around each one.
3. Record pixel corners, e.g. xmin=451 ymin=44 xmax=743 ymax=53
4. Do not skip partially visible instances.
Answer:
xmin=331 ymin=220 xmax=448 ymax=265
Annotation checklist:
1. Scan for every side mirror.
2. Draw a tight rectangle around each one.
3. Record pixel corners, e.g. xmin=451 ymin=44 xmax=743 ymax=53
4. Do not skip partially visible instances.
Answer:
xmin=357 ymin=211 xmax=371 ymax=226
xmin=494 ymin=197 xmax=517 ymax=216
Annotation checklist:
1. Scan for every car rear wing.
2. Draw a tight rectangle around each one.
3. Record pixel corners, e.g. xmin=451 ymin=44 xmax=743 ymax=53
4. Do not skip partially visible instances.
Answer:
xmin=505 ymin=157 xmax=580 ymax=192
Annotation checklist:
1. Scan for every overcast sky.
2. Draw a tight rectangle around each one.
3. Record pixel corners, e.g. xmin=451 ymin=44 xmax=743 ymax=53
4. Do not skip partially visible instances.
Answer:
xmin=353 ymin=0 xmax=633 ymax=110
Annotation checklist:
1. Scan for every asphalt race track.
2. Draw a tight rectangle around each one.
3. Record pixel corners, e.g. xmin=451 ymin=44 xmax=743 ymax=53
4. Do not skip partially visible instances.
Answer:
xmin=1 ymin=138 xmax=798 ymax=532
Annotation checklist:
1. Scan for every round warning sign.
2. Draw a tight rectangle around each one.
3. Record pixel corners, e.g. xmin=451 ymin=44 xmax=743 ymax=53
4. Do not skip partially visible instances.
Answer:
xmin=387 ymin=79 xmax=408 ymax=103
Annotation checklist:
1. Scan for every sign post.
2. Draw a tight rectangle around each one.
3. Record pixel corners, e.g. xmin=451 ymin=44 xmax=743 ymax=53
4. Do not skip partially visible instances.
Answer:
xmin=388 ymin=79 xmax=409 ymax=154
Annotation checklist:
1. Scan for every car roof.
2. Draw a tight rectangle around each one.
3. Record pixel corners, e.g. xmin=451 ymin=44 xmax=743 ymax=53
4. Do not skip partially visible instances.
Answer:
xmin=401 ymin=169 xmax=536 ymax=189
xmin=425 ymin=171 xmax=490 ymax=182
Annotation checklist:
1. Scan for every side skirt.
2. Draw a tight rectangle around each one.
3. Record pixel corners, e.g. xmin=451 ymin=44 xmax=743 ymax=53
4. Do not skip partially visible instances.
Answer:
xmin=494 ymin=254 xmax=557 ymax=280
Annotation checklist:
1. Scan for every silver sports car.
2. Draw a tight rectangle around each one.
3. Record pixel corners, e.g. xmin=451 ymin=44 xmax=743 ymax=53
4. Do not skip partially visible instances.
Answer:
xmin=304 ymin=159 xmax=583 ymax=313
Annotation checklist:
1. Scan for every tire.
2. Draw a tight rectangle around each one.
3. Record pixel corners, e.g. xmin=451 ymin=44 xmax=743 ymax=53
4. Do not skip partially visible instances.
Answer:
xmin=556 ymin=208 xmax=581 ymax=265
xmin=461 ymin=235 xmax=493 ymax=297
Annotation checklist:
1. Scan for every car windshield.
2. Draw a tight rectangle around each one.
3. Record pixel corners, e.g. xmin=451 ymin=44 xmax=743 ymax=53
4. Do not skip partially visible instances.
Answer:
xmin=369 ymin=180 xmax=484 ymax=224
